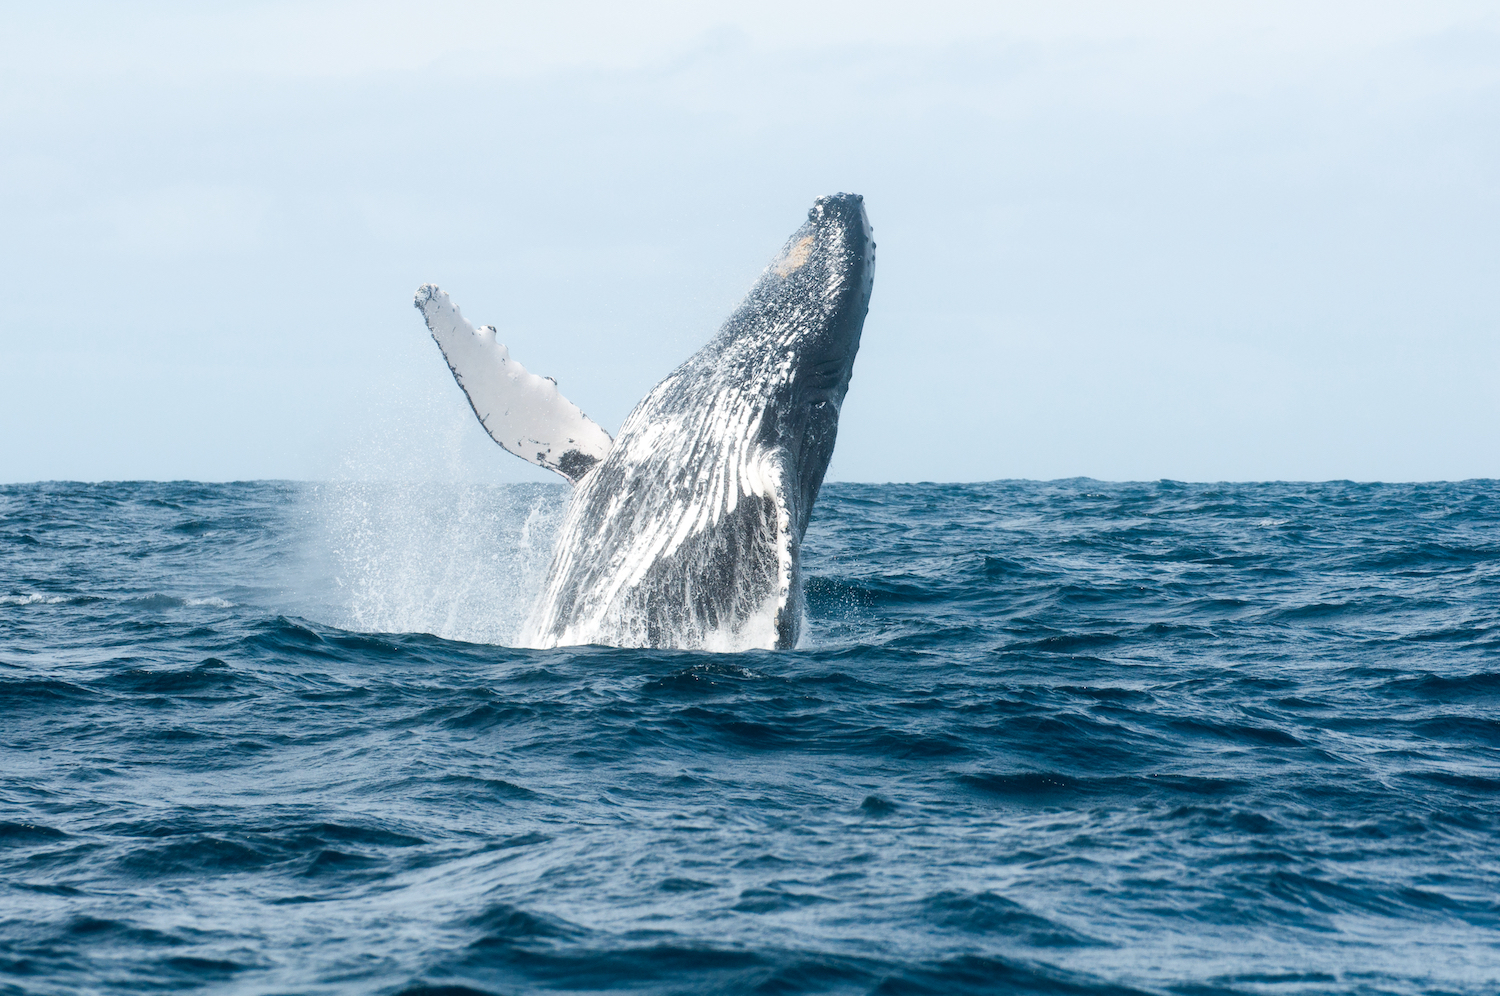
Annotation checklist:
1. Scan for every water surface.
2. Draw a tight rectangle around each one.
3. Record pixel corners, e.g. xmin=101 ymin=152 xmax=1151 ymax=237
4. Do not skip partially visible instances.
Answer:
xmin=3 ymin=480 xmax=1498 ymax=994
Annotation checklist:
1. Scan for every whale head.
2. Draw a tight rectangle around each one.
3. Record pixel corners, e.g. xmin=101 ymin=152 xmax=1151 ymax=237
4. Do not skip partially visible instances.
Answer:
xmin=717 ymin=192 xmax=876 ymax=536
xmin=523 ymin=193 xmax=875 ymax=651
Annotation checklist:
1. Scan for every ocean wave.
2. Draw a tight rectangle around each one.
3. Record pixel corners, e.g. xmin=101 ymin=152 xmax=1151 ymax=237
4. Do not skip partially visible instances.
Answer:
xmin=4 ymin=480 xmax=1500 ymax=994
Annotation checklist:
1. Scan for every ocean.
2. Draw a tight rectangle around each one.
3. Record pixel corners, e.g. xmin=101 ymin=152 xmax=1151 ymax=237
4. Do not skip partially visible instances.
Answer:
xmin=2 ymin=479 xmax=1498 ymax=995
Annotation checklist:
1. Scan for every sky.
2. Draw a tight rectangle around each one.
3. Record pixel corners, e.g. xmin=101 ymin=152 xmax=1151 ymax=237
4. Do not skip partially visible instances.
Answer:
xmin=2 ymin=1 xmax=1497 ymax=484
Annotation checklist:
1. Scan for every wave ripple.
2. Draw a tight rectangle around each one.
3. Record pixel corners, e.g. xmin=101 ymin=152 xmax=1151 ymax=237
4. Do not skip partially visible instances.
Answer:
xmin=2 ymin=479 xmax=1500 ymax=994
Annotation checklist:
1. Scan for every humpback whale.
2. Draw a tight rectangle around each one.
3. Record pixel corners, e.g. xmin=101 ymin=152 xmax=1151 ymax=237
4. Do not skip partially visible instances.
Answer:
xmin=416 ymin=193 xmax=874 ymax=651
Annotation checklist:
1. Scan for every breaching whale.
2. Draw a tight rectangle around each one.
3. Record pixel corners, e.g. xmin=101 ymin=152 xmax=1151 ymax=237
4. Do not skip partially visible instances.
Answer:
xmin=415 ymin=193 xmax=874 ymax=651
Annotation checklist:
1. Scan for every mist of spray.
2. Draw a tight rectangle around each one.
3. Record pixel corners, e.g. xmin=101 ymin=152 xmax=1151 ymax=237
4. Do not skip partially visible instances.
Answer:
xmin=314 ymin=481 xmax=565 ymax=644
xmin=302 ymin=380 xmax=570 ymax=645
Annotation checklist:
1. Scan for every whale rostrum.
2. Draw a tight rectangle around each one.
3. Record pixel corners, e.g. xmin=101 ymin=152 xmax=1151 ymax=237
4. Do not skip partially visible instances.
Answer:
xmin=415 ymin=193 xmax=875 ymax=650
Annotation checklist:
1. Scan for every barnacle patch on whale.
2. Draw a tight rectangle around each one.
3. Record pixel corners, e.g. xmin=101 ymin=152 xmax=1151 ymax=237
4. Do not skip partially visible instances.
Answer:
xmin=773 ymin=236 xmax=815 ymax=277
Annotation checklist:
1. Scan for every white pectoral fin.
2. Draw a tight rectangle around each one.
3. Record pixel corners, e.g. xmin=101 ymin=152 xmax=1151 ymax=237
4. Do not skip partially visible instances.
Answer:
xmin=414 ymin=284 xmax=614 ymax=484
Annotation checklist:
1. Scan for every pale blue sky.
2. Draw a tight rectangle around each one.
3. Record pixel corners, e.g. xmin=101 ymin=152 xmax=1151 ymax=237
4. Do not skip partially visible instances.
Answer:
xmin=2 ymin=1 xmax=1497 ymax=483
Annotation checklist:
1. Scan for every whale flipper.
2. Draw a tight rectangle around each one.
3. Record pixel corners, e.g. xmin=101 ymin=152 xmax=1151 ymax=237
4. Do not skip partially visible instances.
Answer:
xmin=415 ymin=284 xmax=614 ymax=484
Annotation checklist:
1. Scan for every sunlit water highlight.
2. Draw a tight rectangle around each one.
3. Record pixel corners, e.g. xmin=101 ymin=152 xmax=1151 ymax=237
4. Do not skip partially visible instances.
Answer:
xmin=2 ymin=480 xmax=1499 ymax=995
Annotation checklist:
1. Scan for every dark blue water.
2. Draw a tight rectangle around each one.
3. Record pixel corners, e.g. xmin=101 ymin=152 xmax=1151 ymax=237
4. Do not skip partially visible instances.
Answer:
xmin=3 ymin=480 xmax=1499 ymax=995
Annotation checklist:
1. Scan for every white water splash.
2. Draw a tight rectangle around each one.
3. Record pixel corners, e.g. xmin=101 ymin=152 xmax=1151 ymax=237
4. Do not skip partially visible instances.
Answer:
xmin=0 ymin=593 xmax=69 ymax=605
xmin=301 ymin=382 xmax=571 ymax=645
xmin=309 ymin=481 xmax=567 ymax=645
